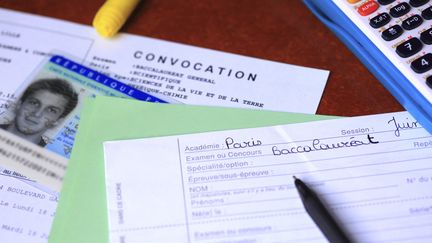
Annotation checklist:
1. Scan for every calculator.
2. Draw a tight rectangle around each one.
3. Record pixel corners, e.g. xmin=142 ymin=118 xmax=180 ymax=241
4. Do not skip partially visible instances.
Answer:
xmin=304 ymin=0 xmax=432 ymax=134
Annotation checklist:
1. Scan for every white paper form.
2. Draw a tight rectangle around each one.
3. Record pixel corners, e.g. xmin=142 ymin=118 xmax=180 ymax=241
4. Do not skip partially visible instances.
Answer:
xmin=0 ymin=8 xmax=328 ymax=114
xmin=104 ymin=111 xmax=432 ymax=243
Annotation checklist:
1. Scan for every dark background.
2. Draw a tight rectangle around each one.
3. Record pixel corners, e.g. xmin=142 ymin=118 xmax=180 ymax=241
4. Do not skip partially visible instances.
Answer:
xmin=0 ymin=0 xmax=404 ymax=116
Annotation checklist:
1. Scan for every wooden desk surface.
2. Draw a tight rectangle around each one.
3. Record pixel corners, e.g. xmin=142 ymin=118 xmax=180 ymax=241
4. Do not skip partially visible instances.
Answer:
xmin=0 ymin=0 xmax=404 ymax=116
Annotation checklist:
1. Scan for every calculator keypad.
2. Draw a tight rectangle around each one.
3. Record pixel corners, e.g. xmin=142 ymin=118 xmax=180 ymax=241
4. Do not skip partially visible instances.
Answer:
xmin=420 ymin=28 xmax=432 ymax=44
xmin=390 ymin=2 xmax=411 ymax=17
xmin=427 ymin=76 xmax=432 ymax=87
xmin=421 ymin=6 xmax=432 ymax=19
xmin=402 ymin=14 xmax=423 ymax=30
xmin=358 ymin=1 xmax=379 ymax=16
xmin=336 ymin=0 xmax=432 ymax=100
xmin=411 ymin=53 xmax=432 ymax=73
xmin=378 ymin=0 xmax=396 ymax=5
xmin=409 ymin=0 xmax=430 ymax=7
xmin=396 ymin=38 xmax=423 ymax=57
xmin=370 ymin=13 xmax=391 ymax=28
xmin=381 ymin=25 xmax=404 ymax=41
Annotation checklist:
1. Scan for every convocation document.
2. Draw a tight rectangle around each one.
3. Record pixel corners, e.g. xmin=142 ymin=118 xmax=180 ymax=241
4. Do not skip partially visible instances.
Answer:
xmin=104 ymin=111 xmax=432 ymax=243
xmin=0 ymin=8 xmax=328 ymax=114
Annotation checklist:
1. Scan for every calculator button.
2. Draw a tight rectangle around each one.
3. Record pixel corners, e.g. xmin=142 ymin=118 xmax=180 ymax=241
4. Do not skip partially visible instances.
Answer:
xmin=358 ymin=1 xmax=379 ymax=16
xmin=382 ymin=25 xmax=404 ymax=41
xmin=396 ymin=38 xmax=422 ymax=57
xmin=390 ymin=2 xmax=411 ymax=17
xmin=420 ymin=28 xmax=432 ymax=44
xmin=378 ymin=0 xmax=396 ymax=5
xmin=411 ymin=53 xmax=432 ymax=73
xmin=370 ymin=13 xmax=391 ymax=28
xmin=402 ymin=14 xmax=423 ymax=30
xmin=409 ymin=0 xmax=430 ymax=7
xmin=426 ymin=76 xmax=432 ymax=88
xmin=421 ymin=6 xmax=432 ymax=20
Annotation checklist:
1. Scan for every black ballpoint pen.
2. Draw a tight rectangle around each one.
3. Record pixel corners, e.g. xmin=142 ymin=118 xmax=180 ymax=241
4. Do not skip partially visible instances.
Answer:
xmin=293 ymin=176 xmax=352 ymax=243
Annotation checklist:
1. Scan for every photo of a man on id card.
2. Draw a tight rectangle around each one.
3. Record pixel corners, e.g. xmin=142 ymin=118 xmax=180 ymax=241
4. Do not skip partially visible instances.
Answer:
xmin=0 ymin=78 xmax=79 ymax=147
xmin=0 ymin=55 xmax=169 ymax=190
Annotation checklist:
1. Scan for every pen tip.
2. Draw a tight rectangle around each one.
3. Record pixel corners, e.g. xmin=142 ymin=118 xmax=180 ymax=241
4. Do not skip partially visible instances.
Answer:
xmin=293 ymin=175 xmax=297 ymax=180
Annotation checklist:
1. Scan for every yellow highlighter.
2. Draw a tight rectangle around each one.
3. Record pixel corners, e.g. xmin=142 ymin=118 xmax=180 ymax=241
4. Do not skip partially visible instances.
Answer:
xmin=92 ymin=0 xmax=141 ymax=38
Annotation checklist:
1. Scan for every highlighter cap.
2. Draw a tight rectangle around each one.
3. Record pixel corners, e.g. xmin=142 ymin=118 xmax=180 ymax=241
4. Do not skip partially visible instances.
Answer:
xmin=93 ymin=0 xmax=140 ymax=38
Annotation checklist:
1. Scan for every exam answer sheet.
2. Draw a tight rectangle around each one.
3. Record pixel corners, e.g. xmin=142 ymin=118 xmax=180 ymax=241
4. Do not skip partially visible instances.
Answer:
xmin=0 ymin=8 xmax=329 ymax=242
xmin=104 ymin=111 xmax=432 ymax=243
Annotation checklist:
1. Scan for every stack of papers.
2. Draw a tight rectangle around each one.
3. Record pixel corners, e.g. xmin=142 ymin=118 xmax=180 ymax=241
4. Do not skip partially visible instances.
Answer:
xmin=0 ymin=8 xmax=330 ymax=243
xmin=48 ymin=96 xmax=333 ymax=243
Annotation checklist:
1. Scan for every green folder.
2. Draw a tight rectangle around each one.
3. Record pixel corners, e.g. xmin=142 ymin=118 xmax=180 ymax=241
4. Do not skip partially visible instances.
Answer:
xmin=48 ymin=96 xmax=335 ymax=243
